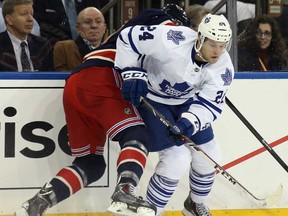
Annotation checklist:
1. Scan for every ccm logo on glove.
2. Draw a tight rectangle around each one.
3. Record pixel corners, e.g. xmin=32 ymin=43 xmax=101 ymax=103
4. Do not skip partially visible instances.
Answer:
xmin=120 ymin=69 xmax=148 ymax=107
xmin=122 ymin=71 xmax=147 ymax=80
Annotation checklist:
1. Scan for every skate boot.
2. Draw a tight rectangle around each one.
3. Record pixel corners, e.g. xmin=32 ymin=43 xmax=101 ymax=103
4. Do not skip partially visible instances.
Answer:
xmin=182 ymin=195 xmax=212 ymax=216
xmin=14 ymin=183 xmax=56 ymax=216
xmin=107 ymin=183 xmax=156 ymax=216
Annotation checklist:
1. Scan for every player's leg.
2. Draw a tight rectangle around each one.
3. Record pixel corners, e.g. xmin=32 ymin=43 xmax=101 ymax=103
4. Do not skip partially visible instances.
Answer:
xmin=136 ymin=100 xmax=192 ymax=215
xmin=183 ymin=128 xmax=221 ymax=216
xmin=14 ymin=154 xmax=106 ymax=216
xmin=146 ymin=145 xmax=191 ymax=215
xmin=107 ymin=125 xmax=156 ymax=216
xmin=69 ymin=67 xmax=156 ymax=215
xmin=15 ymin=73 xmax=106 ymax=216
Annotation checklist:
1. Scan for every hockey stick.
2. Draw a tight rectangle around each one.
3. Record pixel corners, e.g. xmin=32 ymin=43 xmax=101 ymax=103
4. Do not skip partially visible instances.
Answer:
xmin=140 ymin=97 xmax=282 ymax=207
xmin=225 ymin=97 xmax=288 ymax=173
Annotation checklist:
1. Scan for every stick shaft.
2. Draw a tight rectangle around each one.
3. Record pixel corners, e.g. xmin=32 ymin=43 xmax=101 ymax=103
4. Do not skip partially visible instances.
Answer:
xmin=225 ymin=97 xmax=288 ymax=173
xmin=141 ymin=98 xmax=265 ymax=203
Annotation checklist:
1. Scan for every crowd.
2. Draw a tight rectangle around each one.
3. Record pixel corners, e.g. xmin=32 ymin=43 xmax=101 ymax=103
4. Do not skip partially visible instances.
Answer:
xmin=0 ymin=0 xmax=107 ymax=72
xmin=0 ymin=0 xmax=287 ymax=72
xmin=2 ymin=0 xmax=287 ymax=216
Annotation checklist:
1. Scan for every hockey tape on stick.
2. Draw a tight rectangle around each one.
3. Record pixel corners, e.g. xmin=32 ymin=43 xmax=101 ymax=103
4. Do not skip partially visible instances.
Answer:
xmin=140 ymin=97 xmax=283 ymax=207
xmin=225 ymin=97 xmax=288 ymax=173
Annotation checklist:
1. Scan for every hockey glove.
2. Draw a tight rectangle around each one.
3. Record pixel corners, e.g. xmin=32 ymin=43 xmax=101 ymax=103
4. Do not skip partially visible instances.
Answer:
xmin=170 ymin=112 xmax=200 ymax=146
xmin=121 ymin=68 xmax=148 ymax=107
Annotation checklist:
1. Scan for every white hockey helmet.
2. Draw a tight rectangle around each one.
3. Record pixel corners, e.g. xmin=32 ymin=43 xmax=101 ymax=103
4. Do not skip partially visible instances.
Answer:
xmin=196 ymin=13 xmax=232 ymax=52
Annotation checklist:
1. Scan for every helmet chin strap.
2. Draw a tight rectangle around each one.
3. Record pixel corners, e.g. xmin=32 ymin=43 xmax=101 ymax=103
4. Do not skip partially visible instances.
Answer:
xmin=196 ymin=51 xmax=208 ymax=62
xmin=195 ymin=40 xmax=208 ymax=62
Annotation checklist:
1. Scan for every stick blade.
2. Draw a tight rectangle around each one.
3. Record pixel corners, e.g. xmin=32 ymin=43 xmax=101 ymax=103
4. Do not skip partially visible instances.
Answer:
xmin=262 ymin=184 xmax=284 ymax=207
xmin=240 ymin=184 xmax=283 ymax=208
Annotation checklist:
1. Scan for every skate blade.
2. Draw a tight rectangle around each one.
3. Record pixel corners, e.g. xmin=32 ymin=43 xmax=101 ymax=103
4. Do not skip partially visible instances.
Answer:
xmin=14 ymin=208 xmax=29 ymax=216
xmin=182 ymin=208 xmax=197 ymax=216
xmin=107 ymin=201 xmax=155 ymax=216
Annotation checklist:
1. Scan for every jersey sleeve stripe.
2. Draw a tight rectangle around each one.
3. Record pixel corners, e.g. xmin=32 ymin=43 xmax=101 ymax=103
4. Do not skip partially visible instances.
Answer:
xmin=196 ymin=95 xmax=222 ymax=114
xmin=128 ymin=26 xmax=141 ymax=55
xmin=192 ymin=100 xmax=218 ymax=121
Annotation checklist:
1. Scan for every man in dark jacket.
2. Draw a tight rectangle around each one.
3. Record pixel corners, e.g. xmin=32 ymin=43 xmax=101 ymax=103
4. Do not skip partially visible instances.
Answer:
xmin=0 ymin=0 xmax=53 ymax=72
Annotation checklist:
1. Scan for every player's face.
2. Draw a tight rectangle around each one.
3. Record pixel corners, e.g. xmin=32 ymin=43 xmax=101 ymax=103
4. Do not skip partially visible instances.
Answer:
xmin=200 ymin=39 xmax=227 ymax=64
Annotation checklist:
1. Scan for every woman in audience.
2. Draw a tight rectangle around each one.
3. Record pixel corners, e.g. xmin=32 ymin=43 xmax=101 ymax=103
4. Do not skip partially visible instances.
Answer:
xmin=237 ymin=14 xmax=288 ymax=72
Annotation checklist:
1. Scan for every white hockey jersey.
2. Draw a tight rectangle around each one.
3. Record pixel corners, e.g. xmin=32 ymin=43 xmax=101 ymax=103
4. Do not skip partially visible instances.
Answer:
xmin=115 ymin=25 xmax=234 ymax=130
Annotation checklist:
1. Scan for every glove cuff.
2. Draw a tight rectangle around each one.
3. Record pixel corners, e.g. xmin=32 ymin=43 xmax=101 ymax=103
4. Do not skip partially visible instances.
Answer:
xmin=181 ymin=112 xmax=200 ymax=135
xmin=121 ymin=68 xmax=147 ymax=82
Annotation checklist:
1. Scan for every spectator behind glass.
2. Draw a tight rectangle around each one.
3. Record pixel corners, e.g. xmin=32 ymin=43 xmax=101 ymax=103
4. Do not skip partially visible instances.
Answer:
xmin=0 ymin=0 xmax=53 ymax=72
xmin=237 ymin=14 xmax=288 ymax=72
xmin=185 ymin=4 xmax=210 ymax=32
xmin=0 ymin=0 xmax=40 ymax=35
xmin=53 ymin=7 xmax=106 ymax=71
xmin=33 ymin=0 xmax=102 ymax=47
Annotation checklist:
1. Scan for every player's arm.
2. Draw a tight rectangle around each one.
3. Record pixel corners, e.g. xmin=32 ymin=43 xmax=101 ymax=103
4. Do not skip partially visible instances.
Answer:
xmin=115 ymin=25 xmax=165 ymax=68
xmin=170 ymin=86 xmax=232 ymax=142
xmin=171 ymin=57 xmax=235 ymax=140
xmin=187 ymin=62 xmax=234 ymax=131
xmin=114 ymin=25 xmax=167 ymax=106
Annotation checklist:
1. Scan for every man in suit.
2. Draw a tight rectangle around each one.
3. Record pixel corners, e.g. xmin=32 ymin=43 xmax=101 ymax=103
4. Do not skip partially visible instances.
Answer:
xmin=0 ymin=0 xmax=53 ymax=72
xmin=53 ymin=7 xmax=106 ymax=71
xmin=33 ymin=0 xmax=104 ymax=46
xmin=0 ymin=0 xmax=40 ymax=35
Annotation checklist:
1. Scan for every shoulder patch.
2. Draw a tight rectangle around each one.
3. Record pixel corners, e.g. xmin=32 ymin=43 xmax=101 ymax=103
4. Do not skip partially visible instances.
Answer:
xmin=167 ymin=29 xmax=185 ymax=45
xmin=221 ymin=68 xmax=233 ymax=86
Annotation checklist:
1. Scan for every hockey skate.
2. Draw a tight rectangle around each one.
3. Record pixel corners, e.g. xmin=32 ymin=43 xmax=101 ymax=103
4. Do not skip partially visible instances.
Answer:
xmin=14 ymin=183 xmax=54 ymax=216
xmin=107 ymin=183 xmax=156 ymax=216
xmin=182 ymin=195 xmax=212 ymax=216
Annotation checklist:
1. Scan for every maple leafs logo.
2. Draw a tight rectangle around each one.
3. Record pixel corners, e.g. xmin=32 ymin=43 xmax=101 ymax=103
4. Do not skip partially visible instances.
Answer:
xmin=167 ymin=29 xmax=186 ymax=45
xmin=159 ymin=80 xmax=193 ymax=97
xmin=221 ymin=68 xmax=233 ymax=86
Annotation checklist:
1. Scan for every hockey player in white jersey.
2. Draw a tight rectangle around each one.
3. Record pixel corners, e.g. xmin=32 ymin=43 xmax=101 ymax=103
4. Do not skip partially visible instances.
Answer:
xmin=114 ymin=14 xmax=234 ymax=216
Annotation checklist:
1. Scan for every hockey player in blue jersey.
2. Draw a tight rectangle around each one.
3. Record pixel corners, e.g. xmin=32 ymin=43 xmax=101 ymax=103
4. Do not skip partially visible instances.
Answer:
xmin=114 ymin=14 xmax=234 ymax=216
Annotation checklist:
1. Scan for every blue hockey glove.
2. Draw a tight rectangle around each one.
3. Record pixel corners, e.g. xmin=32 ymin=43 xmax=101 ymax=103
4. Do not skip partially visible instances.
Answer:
xmin=170 ymin=113 xmax=200 ymax=146
xmin=121 ymin=68 xmax=148 ymax=107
